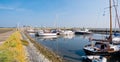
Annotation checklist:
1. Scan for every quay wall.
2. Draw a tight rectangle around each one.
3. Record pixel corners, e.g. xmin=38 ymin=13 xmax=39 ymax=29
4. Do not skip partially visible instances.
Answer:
xmin=89 ymin=28 xmax=120 ymax=34
xmin=24 ymin=32 xmax=63 ymax=62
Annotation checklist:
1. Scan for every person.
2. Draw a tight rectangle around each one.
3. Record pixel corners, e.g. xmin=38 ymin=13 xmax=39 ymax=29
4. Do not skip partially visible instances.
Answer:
xmin=101 ymin=44 xmax=107 ymax=51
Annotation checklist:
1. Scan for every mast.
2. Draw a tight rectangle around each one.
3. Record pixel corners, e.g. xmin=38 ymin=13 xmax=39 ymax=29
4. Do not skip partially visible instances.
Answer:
xmin=54 ymin=14 xmax=58 ymax=29
xmin=109 ymin=0 xmax=112 ymax=41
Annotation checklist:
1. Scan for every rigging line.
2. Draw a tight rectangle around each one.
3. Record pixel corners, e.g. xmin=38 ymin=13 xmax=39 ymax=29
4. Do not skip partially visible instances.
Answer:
xmin=113 ymin=0 xmax=120 ymax=28
xmin=115 ymin=14 xmax=117 ymax=32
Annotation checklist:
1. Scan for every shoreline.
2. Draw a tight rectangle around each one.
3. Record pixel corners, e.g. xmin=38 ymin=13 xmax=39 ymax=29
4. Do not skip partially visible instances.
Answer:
xmin=23 ymin=31 xmax=63 ymax=62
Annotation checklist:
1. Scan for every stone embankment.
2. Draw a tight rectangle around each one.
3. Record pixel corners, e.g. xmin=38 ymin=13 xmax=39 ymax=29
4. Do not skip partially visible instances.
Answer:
xmin=22 ymin=31 xmax=62 ymax=62
xmin=22 ymin=32 xmax=51 ymax=62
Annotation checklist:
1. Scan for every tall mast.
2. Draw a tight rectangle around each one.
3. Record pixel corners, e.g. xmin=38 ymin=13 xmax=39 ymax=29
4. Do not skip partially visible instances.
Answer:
xmin=109 ymin=0 xmax=112 ymax=41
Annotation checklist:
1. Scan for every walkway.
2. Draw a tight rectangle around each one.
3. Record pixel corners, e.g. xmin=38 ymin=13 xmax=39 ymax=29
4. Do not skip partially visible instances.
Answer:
xmin=0 ymin=31 xmax=14 ymax=45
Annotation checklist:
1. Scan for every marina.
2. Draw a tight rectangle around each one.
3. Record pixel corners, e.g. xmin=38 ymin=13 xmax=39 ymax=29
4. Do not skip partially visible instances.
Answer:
xmin=29 ymin=32 xmax=120 ymax=62
xmin=1 ymin=0 xmax=120 ymax=62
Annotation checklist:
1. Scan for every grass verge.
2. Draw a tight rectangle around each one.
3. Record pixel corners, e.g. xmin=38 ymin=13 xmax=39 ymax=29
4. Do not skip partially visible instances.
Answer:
xmin=0 ymin=31 xmax=27 ymax=62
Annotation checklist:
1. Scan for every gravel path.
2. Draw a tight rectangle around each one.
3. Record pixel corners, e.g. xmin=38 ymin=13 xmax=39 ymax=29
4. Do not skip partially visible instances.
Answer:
xmin=0 ymin=31 xmax=14 ymax=45
xmin=21 ymin=32 xmax=51 ymax=62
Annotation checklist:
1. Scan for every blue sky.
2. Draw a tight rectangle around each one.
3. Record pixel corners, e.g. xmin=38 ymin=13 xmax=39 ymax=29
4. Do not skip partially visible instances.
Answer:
xmin=0 ymin=0 xmax=119 ymax=28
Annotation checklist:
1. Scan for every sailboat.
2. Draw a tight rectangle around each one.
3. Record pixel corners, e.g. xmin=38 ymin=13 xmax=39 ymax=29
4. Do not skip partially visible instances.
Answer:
xmin=83 ymin=0 xmax=120 ymax=55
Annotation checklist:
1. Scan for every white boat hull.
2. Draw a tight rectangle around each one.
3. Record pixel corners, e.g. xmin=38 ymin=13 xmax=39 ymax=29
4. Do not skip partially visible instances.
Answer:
xmin=38 ymin=33 xmax=58 ymax=36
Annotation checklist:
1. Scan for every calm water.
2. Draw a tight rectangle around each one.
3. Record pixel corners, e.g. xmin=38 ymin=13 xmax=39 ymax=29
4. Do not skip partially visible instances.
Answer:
xmin=30 ymin=33 xmax=120 ymax=62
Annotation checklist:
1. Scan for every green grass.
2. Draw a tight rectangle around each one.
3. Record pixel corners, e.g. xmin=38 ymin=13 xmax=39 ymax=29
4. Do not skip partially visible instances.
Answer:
xmin=21 ymin=39 xmax=29 ymax=46
xmin=0 ymin=49 xmax=14 ymax=62
xmin=0 ymin=31 xmax=27 ymax=62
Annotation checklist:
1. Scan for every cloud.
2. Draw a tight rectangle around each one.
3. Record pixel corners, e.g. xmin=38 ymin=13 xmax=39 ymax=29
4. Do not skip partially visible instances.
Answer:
xmin=0 ymin=6 xmax=26 ymax=11
xmin=0 ymin=6 xmax=14 ymax=10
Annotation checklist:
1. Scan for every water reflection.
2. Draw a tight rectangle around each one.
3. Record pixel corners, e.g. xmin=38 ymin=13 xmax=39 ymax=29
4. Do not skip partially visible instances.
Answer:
xmin=107 ymin=55 xmax=120 ymax=62
xmin=31 ymin=34 xmax=91 ymax=62
xmin=30 ymin=33 xmax=120 ymax=62
xmin=62 ymin=35 xmax=75 ymax=39
xmin=36 ymin=36 xmax=58 ymax=41
xmin=76 ymin=34 xmax=93 ymax=39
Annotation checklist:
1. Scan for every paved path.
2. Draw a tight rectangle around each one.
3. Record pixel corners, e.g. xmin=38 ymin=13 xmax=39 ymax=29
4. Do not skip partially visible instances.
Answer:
xmin=0 ymin=31 xmax=14 ymax=45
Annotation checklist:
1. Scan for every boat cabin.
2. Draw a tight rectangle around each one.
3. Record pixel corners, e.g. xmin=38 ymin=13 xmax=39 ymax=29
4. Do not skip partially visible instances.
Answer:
xmin=94 ymin=42 xmax=111 ymax=52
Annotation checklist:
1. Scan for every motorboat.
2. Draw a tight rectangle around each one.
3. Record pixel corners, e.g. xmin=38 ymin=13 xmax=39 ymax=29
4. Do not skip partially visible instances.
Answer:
xmin=27 ymin=29 xmax=35 ymax=33
xmin=75 ymin=28 xmax=92 ymax=35
xmin=83 ymin=55 xmax=107 ymax=62
xmin=60 ymin=30 xmax=74 ymax=35
xmin=114 ymin=33 xmax=120 ymax=37
xmin=35 ymin=30 xmax=59 ymax=36
xmin=112 ymin=37 xmax=120 ymax=44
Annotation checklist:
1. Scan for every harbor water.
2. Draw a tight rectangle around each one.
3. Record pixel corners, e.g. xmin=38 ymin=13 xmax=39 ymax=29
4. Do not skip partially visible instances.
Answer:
xmin=30 ymin=33 xmax=120 ymax=62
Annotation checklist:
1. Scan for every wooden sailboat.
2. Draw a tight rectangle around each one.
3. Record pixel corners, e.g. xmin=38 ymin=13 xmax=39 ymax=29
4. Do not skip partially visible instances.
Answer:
xmin=83 ymin=0 xmax=120 ymax=55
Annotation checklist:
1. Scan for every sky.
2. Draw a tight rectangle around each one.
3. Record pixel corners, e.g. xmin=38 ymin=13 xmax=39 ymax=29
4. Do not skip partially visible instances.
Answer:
xmin=0 ymin=0 xmax=120 ymax=28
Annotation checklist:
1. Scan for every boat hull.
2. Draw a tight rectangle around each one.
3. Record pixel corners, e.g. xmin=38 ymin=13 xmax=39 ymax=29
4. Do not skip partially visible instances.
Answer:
xmin=35 ymin=32 xmax=59 ymax=36
xmin=75 ymin=31 xmax=92 ymax=35
xmin=114 ymin=33 xmax=120 ymax=37
xmin=83 ymin=48 xmax=120 ymax=56
xmin=39 ymin=33 xmax=58 ymax=36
